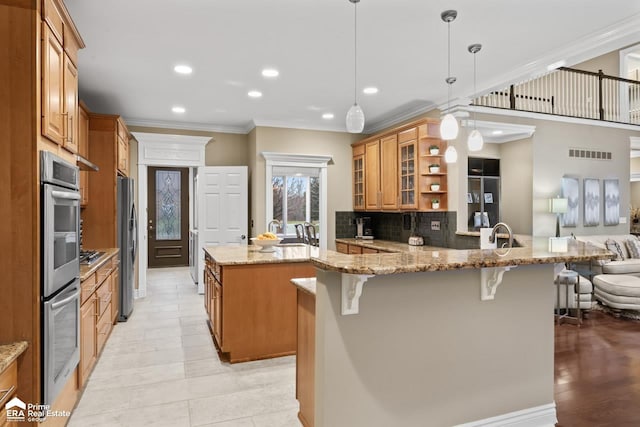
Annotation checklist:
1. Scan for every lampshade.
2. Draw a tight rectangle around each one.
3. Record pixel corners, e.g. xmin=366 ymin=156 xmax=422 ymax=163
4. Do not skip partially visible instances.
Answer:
xmin=346 ymin=103 xmax=365 ymax=133
xmin=467 ymin=129 xmax=484 ymax=151
xmin=440 ymin=113 xmax=459 ymax=140
xmin=444 ymin=145 xmax=458 ymax=163
xmin=549 ymin=197 xmax=568 ymax=214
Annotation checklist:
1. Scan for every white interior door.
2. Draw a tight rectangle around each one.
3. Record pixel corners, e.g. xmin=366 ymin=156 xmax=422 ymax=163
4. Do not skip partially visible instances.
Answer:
xmin=196 ymin=166 xmax=248 ymax=293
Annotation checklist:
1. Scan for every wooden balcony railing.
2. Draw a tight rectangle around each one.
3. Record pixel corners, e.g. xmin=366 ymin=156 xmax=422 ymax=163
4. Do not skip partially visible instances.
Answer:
xmin=473 ymin=67 xmax=640 ymax=125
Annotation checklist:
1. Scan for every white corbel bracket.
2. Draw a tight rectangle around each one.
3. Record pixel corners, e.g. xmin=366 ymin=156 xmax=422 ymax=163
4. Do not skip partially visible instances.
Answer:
xmin=341 ymin=273 xmax=374 ymax=315
xmin=480 ymin=266 xmax=517 ymax=300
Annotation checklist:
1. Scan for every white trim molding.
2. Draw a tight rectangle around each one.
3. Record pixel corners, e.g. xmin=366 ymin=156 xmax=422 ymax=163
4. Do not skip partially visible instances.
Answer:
xmin=133 ymin=133 xmax=209 ymax=298
xmin=455 ymin=403 xmax=557 ymax=427
xmin=126 ymin=118 xmax=252 ymax=134
xmin=261 ymin=152 xmax=333 ymax=251
xmin=461 ymin=120 xmax=536 ymax=143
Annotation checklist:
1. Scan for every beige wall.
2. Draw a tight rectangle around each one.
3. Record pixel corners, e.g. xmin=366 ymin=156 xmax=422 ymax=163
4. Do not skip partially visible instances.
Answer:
xmin=315 ymin=265 xmax=555 ymax=426
xmin=127 ymin=125 xmax=249 ymax=167
xmin=249 ymin=126 xmax=358 ymax=249
xmin=574 ymin=50 xmax=620 ymax=75
xmin=531 ymin=121 xmax=635 ymax=236
xmin=500 ymin=138 xmax=533 ymax=234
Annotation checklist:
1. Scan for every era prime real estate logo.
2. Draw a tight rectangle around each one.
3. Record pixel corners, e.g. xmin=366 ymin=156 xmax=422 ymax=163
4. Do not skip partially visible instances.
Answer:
xmin=5 ymin=396 xmax=71 ymax=423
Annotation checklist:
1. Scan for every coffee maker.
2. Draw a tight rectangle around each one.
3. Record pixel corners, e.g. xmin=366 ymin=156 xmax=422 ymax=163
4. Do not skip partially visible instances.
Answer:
xmin=355 ymin=217 xmax=374 ymax=239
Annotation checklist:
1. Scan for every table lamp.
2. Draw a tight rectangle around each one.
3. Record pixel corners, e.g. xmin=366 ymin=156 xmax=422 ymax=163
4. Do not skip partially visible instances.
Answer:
xmin=549 ymin=197 xmax=568 ymax=237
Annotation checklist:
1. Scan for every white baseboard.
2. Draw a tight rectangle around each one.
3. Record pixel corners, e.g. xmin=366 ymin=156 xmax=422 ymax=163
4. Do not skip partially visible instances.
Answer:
xmin=455 ymin=403 xmax=557 ymax=427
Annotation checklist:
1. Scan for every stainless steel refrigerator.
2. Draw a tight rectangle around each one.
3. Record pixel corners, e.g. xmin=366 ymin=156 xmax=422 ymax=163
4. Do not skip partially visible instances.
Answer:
xmin=117 ymin=176 xmax=138 ymax=321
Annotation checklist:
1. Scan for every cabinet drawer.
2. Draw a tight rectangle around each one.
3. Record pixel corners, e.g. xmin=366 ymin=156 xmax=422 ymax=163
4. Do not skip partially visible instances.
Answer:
xmin=348 ymin=245 xmax=363 ymax=254
xmin=96 ymin=304 xmax=112 ymax=352
xmin=96 ymin=257 xmax=114 ymax=285
xmin=336 ymin=242 xmax=349 ymax=254
xmin=362 ymin=247 xmax=378 ymax=254
xmin=96 ymin=279 xmax=112 ymax=318
xmin=81 ymin=273 xmax=97 ymax=305
xmin=0 ymin=360 xmax=17 ymax=409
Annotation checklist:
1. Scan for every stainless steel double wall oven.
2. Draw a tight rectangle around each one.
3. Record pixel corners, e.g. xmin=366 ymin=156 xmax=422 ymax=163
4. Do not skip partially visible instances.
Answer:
xmin=40 ymin=151 xmax=81 ymax=406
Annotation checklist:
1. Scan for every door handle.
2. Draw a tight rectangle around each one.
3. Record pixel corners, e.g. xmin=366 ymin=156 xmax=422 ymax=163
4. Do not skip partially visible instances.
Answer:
xmin=240 ymin=235 xmax=246 ymax=240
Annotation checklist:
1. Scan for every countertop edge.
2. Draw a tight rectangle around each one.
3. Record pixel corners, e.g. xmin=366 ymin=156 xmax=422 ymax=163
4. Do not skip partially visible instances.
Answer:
xmin=291 ymin=278 xmax=317 ymax=296
xmin=0 ymin=341 xmax=28 ymax=373
xmin=80 ymin=248 xmax=119 ymax=281
xmin=310 ymin=253 xmax=613 ymax=275
xmin=204 ymin=246 xmax=315 ymax=266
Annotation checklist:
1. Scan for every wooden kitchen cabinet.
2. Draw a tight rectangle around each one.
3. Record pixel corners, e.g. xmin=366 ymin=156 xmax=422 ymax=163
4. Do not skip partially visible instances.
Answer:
xmin=336 ymin=242 xmax=349 ymax=254
xmin=83 ymin=114 xmax=131 ymax=248
xmin=204 ymin=252 xmax=315 ymax=363
xmin=348 ymin=245 xmax=363 ymax=254
xmin=78 ymin=294 xmax=96 ymax=388
xmin=363 ymin=135 xmax=398 ymax=210
xmin=78 ymin=251 xmax=118 ymax=388
xmin=78 ymin=103 xmax=90 ymax=207
xmin=41 ymin=0 xmax=84 ymax=153
xmin=42 ymin=24 xmax=65 ymax=146
xmin=352 ymin=118 xmax=448 ymax=212
xmin=353 ymin=144 xmax=365 ymax=211
xmin=296 ymin=287 xmax=316 ymax=427
xmin=0 ymin=358 xmax=18 ymax=426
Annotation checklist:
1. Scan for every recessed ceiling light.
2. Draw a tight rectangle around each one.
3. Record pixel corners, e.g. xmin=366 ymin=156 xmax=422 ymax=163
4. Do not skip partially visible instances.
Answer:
xmin=363 ymin=87 xmax=379 ymax=95
xmin=172 ymin=106 xmax=186 ymax=113
xmin=492 ymin=130 xmax=503 ymax=135
xmin=248 ymin=90 xmax=262 ymax=98
xmin=262 ymin=68 xmax=279 ymax=78
xmin=174 ymin=65 xmax=193 ymax=75
xmin=322 ymin=113 xmax=334 ymax=120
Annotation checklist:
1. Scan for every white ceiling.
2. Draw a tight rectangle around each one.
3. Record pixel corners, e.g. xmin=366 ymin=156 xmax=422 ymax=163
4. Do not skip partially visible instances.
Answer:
xmin=65 ymin=0 xmax=640 ymax=134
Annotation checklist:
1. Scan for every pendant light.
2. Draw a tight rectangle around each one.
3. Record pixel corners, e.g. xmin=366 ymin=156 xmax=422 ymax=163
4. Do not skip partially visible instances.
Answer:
xmin=467 ymin=43 xmax=484 ymax=152
xmin=440 ymin=10 xmax=458 ymax=163
xmin=346 ymin=0 xmax=365 ymax=133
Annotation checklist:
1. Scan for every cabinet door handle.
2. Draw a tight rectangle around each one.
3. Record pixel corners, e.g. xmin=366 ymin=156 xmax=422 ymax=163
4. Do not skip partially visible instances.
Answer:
xmin=68 ymin=116 xmax=73 ymax=143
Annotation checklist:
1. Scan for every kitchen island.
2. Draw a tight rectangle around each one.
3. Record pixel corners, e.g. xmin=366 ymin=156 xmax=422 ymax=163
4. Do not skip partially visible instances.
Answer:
xmin=307 ymin=238 xmax=612 ymax=427
xmin=203 ymin=245 xmax=317 ymax=363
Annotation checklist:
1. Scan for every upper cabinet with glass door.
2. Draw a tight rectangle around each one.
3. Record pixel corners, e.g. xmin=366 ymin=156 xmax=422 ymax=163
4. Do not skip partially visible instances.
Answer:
xmin=352 ymin=118 xmax=447 ymax=212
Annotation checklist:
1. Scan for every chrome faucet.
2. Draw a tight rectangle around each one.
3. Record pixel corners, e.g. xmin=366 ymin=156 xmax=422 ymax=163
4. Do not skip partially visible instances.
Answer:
xmin=267 ymin=219 xmax=281 ymax=234
xmin=489 ymin=222 xmax=514 ymax=248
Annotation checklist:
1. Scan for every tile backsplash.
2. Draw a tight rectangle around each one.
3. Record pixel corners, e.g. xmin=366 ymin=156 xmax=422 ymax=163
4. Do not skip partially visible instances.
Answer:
xmin=335 ymin=211 xmax=467 ymax=248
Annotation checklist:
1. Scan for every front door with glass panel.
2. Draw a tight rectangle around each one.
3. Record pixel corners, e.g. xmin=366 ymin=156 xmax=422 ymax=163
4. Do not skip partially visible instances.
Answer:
xmin=148 ymin=167 xmax=189 ymax=267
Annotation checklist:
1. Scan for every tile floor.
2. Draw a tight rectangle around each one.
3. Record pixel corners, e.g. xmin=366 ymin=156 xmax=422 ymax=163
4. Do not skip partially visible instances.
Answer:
xmin=69 ymin=267 xmax=302 ymax=427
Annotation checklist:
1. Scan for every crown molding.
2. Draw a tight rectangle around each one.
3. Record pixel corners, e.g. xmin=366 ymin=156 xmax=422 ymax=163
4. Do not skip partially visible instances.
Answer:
xmin=631 ymin=172 xmax=640 ymax=181
xmin=124 ymin=117 xmax=251 ymax=134
xmin=630 ymin=136 xmax=640 ymax=150
xmin=261 ymin=152 xmax=333 ymax=166
xmin=252 ymin=119 xmax=349 ymax=134
xmin=460 ymin=120 xmax=536 ymax=143
xmin=364 ymin=102 xmax=436 ymax=134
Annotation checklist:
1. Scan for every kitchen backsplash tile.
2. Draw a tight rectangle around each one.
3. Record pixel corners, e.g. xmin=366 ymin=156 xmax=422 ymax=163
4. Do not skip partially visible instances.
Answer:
xmin=336 ymin=211 xmax=463 ymax=248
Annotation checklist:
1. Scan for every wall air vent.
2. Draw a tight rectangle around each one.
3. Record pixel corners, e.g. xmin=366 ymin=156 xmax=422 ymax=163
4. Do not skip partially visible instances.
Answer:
xmin=568 ymin=148 xmax=612 ymax=160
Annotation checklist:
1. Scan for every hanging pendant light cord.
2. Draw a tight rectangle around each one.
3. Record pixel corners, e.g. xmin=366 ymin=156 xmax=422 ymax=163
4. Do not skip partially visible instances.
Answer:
xmin=354 ymin=1 xmax=358 ymax=104
xmin=473 ymin=50 xmax=477 ymax=130
xmin=447 ymin=20 xmax=451 ymax=113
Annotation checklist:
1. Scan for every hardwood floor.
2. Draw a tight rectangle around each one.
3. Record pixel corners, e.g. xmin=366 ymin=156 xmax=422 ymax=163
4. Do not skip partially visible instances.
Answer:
xmin=555 ymin=309 xmax=640 ymax=427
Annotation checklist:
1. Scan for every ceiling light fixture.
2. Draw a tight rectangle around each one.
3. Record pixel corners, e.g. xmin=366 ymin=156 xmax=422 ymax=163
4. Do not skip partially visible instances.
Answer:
xmin=467 ymin=43 xmax=484 ymax=152
xmin=440 ymin=10 xmax=458 ymax=163
xmin=345 ymin=0 xmax=365 ymax=133
xmin=248 ymin=90 xmax=263 ymax=98
xmin=322 ymin=113 xmax=335 ymax=119
xmin=172 ymin=106 xmax=186 ymax=113
xmin=363 ymin=87 xmax=378 ymax=95
xmin=262 ymin=68 xmax=279 ymax=78
xmin=492 ymin=130 xmax=503 ymax=135
xmin=174 ymin=65 xmax=193 ymax=75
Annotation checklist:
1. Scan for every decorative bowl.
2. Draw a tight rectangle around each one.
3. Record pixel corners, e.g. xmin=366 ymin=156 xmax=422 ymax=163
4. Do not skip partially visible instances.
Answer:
xmin=429 ymin=166 xmax=440 ymax=174
xmin=431 ymin=184 xmax=440 ymax=191
xmin=250 ymin=237 xmax=283 ymax=252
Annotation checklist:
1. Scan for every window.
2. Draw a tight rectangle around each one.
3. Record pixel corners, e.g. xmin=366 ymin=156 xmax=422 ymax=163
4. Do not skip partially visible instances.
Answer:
xmin=272 ymin=167 xmax=320 ymax=236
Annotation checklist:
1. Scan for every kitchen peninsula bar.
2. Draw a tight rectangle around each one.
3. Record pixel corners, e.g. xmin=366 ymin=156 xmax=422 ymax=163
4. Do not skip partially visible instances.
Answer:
xmin=307 ymin=238 xmax=612 ymax=427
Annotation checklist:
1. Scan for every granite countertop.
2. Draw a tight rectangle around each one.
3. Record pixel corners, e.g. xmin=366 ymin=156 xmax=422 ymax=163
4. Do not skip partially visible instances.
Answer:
xmin=80 ymin=248 xmax=119 ymax=281
xmin=0 ymin=341 xmax=28 ymax=373
xmin=204 ymin=245 xmax=320 ymax=266
xmin=335 ymin=238 xmax=445 ymax=253
xmin=311 ymin=238 xmax=613 ymax=275
xmin=291 ymin=278 xmax=316 ymax=296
